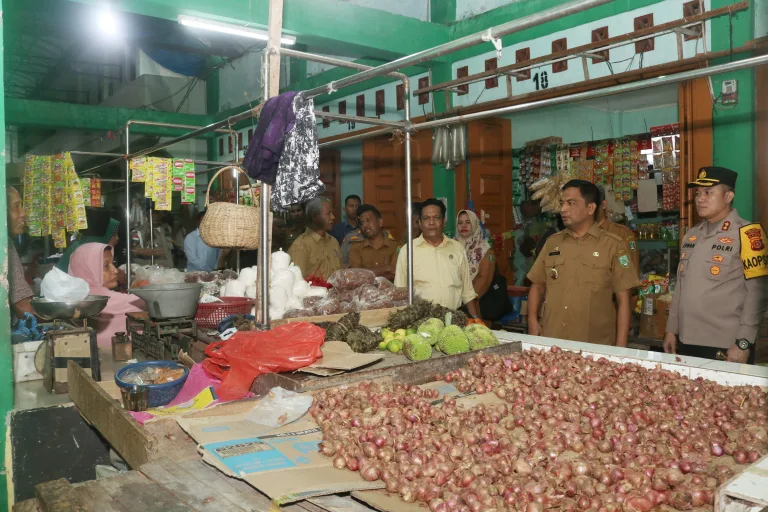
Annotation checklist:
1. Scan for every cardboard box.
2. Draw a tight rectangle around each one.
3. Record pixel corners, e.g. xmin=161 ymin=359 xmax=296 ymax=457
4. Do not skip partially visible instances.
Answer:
xmin=639 ymin=294 xmax=671 ymax=340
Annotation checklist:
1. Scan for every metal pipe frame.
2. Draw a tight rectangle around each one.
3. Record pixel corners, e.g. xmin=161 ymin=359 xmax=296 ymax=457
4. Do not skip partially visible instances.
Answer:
xmin=411 ymin=54 xmax=768 ymax=132
xmin=313 ymin=110 xmax=407 ymax=128
xmin=80 ymin=121 xmax=235 ymax=175
xmin=412 ymin=1 xmax=748 ymax=97
xmin=299 ymin=0 xmax=612 ymax=99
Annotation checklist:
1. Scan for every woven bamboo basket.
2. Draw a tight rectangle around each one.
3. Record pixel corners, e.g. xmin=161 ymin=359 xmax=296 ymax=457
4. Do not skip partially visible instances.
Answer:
xmin=200 ymin=166 xmax=261 ymax=249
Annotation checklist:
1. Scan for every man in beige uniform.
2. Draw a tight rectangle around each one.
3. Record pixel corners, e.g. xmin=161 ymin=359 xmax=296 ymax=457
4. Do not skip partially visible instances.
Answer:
xmin=597 ymin=185 xmax=639 ymax=273
xmin=664 ymin=167 xmax=767 ymax=364
xmin=395 ymin=198 xmax=482 ymax=320
xmin=288 ymin=197 xmax=341 ymax=279
xmin=528 ymin=180 xmax=641 ymax=346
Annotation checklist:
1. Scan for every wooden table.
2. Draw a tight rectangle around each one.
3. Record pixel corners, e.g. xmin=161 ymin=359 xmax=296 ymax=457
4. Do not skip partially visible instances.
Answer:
xmin=18 ymin=343 xmax=522 ymax=512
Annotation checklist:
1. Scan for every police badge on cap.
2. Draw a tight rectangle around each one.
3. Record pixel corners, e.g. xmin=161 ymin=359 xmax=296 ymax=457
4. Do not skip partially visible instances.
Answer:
xmin=687 ymin=166 xmax=738 ymax=189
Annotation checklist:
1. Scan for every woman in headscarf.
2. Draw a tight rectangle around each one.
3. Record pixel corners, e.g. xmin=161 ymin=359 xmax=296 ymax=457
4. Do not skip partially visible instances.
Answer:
xmin=455 ymin=210 xmax=495 ymax=299
xmin=7 ymin=186 xmax=34 ymax=319
xmin=68 ymin=243 xmax=144 ymax=349
xmin=57 ymin=207 xmax=126 ymax=286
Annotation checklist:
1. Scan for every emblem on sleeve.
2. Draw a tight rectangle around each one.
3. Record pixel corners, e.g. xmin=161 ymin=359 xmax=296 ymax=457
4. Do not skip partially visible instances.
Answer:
xmin=740 ymin=223 xmax=768 ymax=279
xmin=619 ymin=255 xmax=630 ymax=268
xmin=710 ymin=265 xmax=721 ymax=276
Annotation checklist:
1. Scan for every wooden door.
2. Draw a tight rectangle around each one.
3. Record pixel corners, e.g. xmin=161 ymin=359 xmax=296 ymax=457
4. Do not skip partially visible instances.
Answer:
xmin=363 ymin=131 xmax=434 ymax=241
xmin=455 ymin=118 xmax=514 ymax=278
xmin=319 ymin=149 xmax=341 ymax=220
xmin=678 ymin=79 xmax=713 ymax=230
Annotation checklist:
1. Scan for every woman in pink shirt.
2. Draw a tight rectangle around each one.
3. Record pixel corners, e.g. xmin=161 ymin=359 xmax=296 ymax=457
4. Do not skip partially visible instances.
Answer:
xmin=69 ymin=243 xmax=144 ymax=348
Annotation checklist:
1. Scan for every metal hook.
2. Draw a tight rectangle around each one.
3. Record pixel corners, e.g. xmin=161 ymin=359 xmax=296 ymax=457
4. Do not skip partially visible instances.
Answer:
xmin=482 ymin=29 xmax=503 ymax=59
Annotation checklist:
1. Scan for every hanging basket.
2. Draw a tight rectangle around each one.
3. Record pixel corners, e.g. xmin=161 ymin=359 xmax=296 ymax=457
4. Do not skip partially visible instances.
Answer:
xmin=200 ymin=166 xmax=261 ymax=250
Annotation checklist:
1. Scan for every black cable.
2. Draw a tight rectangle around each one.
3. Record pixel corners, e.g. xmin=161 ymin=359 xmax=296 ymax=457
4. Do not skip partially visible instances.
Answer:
xmin=473 ymin=84 xmax=487 ymax=105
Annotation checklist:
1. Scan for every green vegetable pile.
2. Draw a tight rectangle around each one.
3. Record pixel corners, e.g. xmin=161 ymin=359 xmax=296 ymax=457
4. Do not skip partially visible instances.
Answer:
xmin=379 ymin=312 xmax=499 ymax=361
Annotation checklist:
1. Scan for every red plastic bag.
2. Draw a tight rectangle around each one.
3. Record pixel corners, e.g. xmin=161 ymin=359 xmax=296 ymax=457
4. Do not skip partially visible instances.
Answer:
xmin=202 ymin=322 xmax=325 ymax=400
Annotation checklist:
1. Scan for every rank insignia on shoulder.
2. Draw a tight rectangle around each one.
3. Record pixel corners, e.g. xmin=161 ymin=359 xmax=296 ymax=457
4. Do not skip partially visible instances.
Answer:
xmin=489 ymin=254 xmax=495 ymax=262
xmin=721 ymin=221 xmax=731 ymax=232
xmin=629 ymin=241 xmax=636 ymax=250
xmin=710 ymin=265 xmax=721 ymax=276
xmin=593 ymin=252 xmax=599 ymax=257
xmin=618 ymin=254 xmax=630 ymax=268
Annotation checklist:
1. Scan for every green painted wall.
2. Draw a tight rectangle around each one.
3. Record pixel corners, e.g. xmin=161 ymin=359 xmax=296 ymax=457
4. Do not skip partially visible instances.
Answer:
xmin=340 ymin=143 xmax=364 ymax=208
xmin=0 ymin=3 xmax=12 ymax=510
xmin=710 ymin=0 xmax=755 ymax=219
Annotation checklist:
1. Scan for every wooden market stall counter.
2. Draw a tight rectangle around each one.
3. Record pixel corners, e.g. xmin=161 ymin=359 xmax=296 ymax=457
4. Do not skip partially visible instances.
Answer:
xmin=16 ymin=334 xmax=768 ymax=512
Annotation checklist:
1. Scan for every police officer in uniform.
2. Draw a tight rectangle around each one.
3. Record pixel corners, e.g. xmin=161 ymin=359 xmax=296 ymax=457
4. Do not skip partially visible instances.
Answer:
xmin=664 ymin=167 xmax=768 ymax=364
xmin=527 ymin=180 xmax=641 ymax=346
xmin=597 ymin=185 xmax=639 ymax=273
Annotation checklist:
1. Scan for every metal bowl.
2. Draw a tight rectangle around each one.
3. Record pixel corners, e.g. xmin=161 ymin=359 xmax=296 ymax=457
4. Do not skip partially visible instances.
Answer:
xmin=30 ymin=295 xmax=110 ymax=320
xmin=130 ymin=283 xmax=203 ymax=319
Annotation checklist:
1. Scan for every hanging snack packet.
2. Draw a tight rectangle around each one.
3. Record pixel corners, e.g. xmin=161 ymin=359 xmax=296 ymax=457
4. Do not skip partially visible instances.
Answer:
xmin=144 ymin=157 xmax=155 ymax=198
xmin=172 ymin=160 xmax=185 ymax=191
xmin=90 ymin=176 xmax=102 ymax=207
xmin=131 ymin=157 xmax=147 ymax=182
xmin=154 ymin=158 xmax=173 ymax=211
xmin=182 ymin=159 xmax=196 ymax=204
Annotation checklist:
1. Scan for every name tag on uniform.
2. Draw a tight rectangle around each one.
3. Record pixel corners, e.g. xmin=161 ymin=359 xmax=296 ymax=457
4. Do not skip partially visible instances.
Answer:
xmin=548 ymin=251 xmax=561 ymax=256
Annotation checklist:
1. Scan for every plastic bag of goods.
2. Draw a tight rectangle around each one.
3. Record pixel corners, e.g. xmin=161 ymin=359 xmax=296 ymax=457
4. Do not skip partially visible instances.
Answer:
xmin=41 ymin=268 xmax=90 ymax=302
xmin=202 ymin=322 xmax=325 ymax=400
xmin=327 ymin=269 xmax=375 ymax=291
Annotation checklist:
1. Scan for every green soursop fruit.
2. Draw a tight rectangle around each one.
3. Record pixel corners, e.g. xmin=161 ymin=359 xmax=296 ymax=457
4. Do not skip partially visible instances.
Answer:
xmin=403 ymin=334 xmax=432 ymax=361
xmin=464 ymin=323 xmax=499 ymax=350
xmin=417 ymin=318 xmax=444 ymax=346
xmin=437 ymin=313 xmax=469 ymax=355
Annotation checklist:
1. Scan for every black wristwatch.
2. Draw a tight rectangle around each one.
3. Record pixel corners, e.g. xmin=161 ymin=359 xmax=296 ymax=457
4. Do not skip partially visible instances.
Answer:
xmin=735 ymin=338 xmax=753 ymax=351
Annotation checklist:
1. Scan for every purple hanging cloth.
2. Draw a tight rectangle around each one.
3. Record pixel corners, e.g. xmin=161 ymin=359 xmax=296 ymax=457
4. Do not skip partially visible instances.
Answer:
xmin=242 ymin=91 xmax=298 ymax=185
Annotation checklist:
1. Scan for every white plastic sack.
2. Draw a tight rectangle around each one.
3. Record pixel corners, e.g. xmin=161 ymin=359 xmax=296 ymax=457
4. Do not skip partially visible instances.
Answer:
xmin=41 ymin=268 xmax=90 ymax=302
xmin=245 ymin=387 xmax=313 ymax=429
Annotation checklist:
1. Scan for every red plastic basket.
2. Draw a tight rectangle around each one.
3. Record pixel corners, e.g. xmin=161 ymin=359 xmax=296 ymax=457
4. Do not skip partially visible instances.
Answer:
xmin=195 ymin=297 xmax=254 ymax=329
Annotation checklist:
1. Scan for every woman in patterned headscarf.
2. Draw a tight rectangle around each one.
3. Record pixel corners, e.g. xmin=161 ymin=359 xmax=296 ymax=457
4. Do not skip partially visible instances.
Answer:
xmin=454 ymin=210 xmax=495 ymax=299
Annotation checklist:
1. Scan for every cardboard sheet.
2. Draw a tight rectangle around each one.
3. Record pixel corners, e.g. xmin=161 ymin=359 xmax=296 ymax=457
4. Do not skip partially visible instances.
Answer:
xmin=300 ymin=341 xmax=384 ymax=377
xmin=178 ymin=412 xmax=383 ymax=503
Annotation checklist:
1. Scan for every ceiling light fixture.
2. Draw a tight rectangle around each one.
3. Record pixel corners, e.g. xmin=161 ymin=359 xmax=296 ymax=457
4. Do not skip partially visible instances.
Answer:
xmin=178 ymin=15 xmax=296 ymax=45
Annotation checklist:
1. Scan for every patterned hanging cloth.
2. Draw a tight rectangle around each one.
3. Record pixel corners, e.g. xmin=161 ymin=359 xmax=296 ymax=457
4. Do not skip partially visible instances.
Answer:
xmin=271 ymin=93 xmax=325 ymax=212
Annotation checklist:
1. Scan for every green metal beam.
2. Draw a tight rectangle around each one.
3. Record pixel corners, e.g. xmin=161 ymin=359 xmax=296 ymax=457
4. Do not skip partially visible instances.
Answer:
xmin=431 ymin=0 xmax=457 ymax=25
xmin=68 ymin=0 xmax=449 ymax=61
xmin=449 ymin=0 xmax=666 ymax=62
xmin=6 ymin=99 xmax=218 ymax=138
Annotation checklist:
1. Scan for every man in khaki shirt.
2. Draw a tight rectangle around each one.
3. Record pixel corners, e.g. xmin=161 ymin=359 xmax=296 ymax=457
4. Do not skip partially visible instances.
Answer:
xmin=597 ymin=185 xmax=639 ymax=273
xmin=395 ymin=199 xmax=481 ymax=319
xmin=664 ymin=167 xmax=767 ymax=364
xmin=288 ymin=197 xmax=341 ymax=279
xmin=527 ymin=180 xmax=641 ymax=346
xmin=348 ymin=204 xmax=399 ymax=282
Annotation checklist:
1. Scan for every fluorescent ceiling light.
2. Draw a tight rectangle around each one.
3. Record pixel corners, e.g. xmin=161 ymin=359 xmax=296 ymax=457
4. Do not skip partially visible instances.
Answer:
xmin=178 ymin=15 xmax=296 ymax=45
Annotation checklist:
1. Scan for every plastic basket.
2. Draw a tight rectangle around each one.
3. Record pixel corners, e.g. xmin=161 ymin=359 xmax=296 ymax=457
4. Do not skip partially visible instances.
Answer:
xmin=114 ymin=361 xmax=189 ymax=408
xmin=195 ymin=297 xmax=254 ymax=329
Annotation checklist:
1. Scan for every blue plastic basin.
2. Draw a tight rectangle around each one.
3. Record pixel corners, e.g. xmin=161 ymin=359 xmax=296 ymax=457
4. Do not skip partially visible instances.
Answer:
xmin=114 ymin=361 xmax=189 ymax=408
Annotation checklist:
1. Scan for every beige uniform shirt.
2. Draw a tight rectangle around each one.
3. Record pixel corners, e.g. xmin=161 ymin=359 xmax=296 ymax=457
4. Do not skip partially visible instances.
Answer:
xmin=394 ymin=235 xmax=477 ymax=309
xmin=666 ymin=210 xmax=768 ymax=349
xmin=288 ymin=228 xmax=341 ymax=280
xmin=527 ymin=223 xmax=641 ymax=345
xmin=349 ymin=237 xmax=400 ymax=272
xmin=600 ymin=219 xmax=639 ymax=273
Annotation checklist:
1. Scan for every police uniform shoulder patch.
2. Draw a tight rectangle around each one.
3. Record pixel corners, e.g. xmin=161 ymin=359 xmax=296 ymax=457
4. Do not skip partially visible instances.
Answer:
xmin=740 ymin=223 xmax=768 ymax=279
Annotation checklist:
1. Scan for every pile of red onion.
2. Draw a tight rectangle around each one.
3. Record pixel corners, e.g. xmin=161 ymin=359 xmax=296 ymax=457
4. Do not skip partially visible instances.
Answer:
xmin=310 ymin=347 xmax=767 ymax=511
